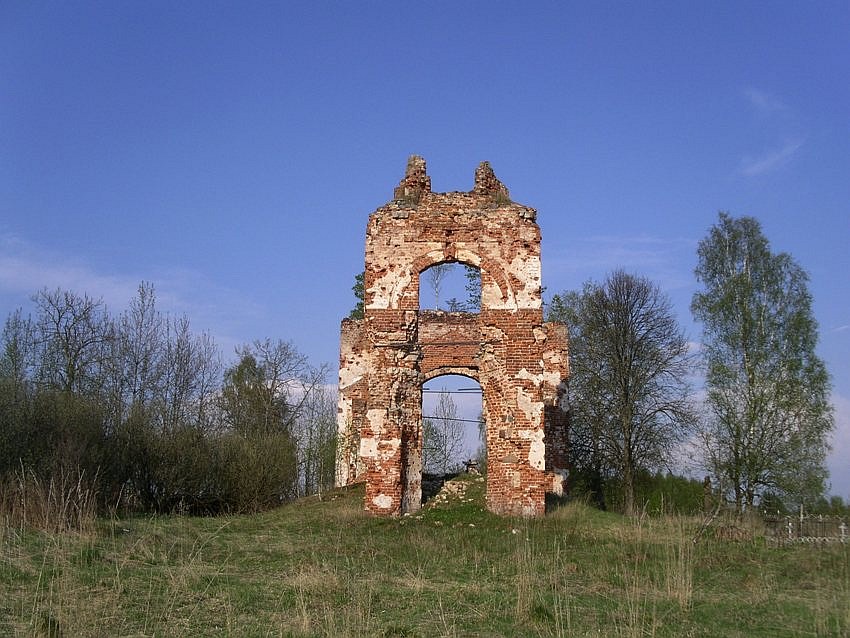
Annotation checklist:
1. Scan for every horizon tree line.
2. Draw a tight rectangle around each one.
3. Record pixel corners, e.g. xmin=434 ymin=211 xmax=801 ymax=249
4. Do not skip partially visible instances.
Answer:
xmin=0 ymin=282 xmax=337 ymax=515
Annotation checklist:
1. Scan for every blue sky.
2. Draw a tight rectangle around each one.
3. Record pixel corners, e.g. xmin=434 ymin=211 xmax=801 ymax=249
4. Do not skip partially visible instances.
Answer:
xmin=2 ymin=2 xmax=849 ymax=496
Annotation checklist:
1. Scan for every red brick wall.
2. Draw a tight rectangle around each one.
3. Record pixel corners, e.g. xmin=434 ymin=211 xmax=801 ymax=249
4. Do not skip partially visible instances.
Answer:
xmin=337 ymin=156 xmax=569 ymax=517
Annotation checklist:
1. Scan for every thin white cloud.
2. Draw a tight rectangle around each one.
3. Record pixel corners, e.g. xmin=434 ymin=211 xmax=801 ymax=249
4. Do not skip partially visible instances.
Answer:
xmin=834 ymin=325 xmax=850 ymax=333
xmin=738 ymin=88 xmax=806 ymax=177
xmin=739 ymin=139 xmax=805 ymax=176
xmin=0 ymin=233 xmax=264 ymax=355
xmin=543 ymin=234 xmax=697 ymax=293
xmin=0 ymin=235 xmax=137 ymax=309
xmin=743 ymin=87 xmax=789 ymax=114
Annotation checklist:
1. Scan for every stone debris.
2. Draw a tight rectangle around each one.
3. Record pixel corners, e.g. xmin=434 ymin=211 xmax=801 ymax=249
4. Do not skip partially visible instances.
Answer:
xmin=427 ymin=477 xmax=470 ymax=507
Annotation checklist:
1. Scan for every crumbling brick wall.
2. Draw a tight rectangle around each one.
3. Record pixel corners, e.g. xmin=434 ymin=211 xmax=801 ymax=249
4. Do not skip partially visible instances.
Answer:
xmin=336 ymin=156 xmax=569 ymax=517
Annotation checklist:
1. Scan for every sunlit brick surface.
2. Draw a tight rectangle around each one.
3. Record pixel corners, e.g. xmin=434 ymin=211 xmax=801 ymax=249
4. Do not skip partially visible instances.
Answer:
xmin=337 ymin=157 xmax=569 ymax=517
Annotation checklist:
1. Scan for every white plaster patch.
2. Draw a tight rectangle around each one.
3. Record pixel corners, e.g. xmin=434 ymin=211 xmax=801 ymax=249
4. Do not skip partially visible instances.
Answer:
xmin=359 ymin=437 xmax=378 ymax=458
xmin=366 ymin=408 xmax=386 ymax=436
xmin=515 ymin=426 xmax=545 ymax=470
xmin=509 ymin=255 xmax=542 ymax=309
xmin=338 ymin=373 xmax=363 ymax=392
xmin=550 ymin=469 xmax=568 ymax=495
xmin=540 ymin=370 xmax=561 ymax=388
xmin=334 ymin=464 xmax=349 ymax=488
xmin=515 ymin=385 xmax=542 ymax=423
xmin=481 ymin=278 xmax=515 ymax=310
xmin=367 ymin=268 xmax=412 ymax=310
xmin=528 ymin=429 xmax=545 ymax=470
xmin=372 ymin=494 xmax=394 ymax=510
xmin=516 ymin=367 xmax=561 ymax=393
xmin=516 ymin=368 xmax=540 ymax=383
xmin=336 ymin=401 xmax=355 ymax=452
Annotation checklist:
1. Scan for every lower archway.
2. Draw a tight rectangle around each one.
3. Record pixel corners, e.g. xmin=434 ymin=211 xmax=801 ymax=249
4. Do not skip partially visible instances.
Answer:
xmin=420 ymin=372 xmax=484 ymax=505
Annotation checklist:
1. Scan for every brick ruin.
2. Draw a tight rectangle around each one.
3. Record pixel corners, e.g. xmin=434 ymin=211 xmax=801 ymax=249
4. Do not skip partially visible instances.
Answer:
xmin=336 ymin=156 xmax=569 ymax=517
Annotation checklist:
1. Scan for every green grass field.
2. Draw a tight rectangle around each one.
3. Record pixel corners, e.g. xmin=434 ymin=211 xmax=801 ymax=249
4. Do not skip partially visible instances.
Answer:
xmin=1 ymin=475 xmax=848 ymax=637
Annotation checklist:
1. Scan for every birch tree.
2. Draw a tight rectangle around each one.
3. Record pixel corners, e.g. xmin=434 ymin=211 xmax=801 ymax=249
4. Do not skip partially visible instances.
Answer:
xmin=691 ymin=213 xmax=833 ymax=510
xmin=425 ymin=263 xmax=450 ymax=310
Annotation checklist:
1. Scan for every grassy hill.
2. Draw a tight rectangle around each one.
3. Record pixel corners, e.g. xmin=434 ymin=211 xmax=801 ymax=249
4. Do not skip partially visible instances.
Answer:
xmin=1 ymin=475 xmax=848 ymax=637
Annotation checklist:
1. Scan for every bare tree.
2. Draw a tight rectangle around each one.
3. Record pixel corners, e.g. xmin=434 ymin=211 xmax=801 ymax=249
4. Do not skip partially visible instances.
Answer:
xmin=294 ymin=384 xmax=337 ymax=496
xmin=422 ymin=389 xmax=465 ymax=474
xmin=475 ymin=411 xmax=486 ymax=468
xmin=102 ymin=282 xmax=166 ymax=427
xmin=32 ymin=288 xmax=112 ymax=395
xmin=158 ymin=315 xmax=220 ymax=432
xmin=549 ymin=271 xmax=694 ymax=515
xmin=0 ymin=309 xmax=35 ymax=401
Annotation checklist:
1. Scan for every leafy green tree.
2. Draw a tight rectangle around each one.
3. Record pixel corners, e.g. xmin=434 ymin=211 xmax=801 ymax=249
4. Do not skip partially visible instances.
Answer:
xmin=220 ymin=352 xmax=284 ymax=435
xmin=218 ymin=339 xmax=327 ymax=506
xmin=349 ymin=272 xmax=365 ymax=319
xmin=222 ymin=339 xmax=326 ymax=434
xmin=549 ymin=271 xmax=694 ymax=515
xmin=691 ymin=213 xmax=833 ymax=511
xmin=464 ymin=265 xmax=480 ymax=311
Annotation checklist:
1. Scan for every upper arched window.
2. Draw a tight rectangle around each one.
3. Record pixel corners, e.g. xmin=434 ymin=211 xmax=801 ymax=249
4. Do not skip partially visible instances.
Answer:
xmin=419 ymin=262 xmax=480 ymax=312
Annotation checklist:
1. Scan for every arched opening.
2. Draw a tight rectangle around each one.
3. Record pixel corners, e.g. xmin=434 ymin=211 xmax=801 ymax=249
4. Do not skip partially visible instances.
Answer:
xmin=418 ymin=262 xmax=480 ymax=312
xmin=420 ymin=373 xmax=484 ymax=504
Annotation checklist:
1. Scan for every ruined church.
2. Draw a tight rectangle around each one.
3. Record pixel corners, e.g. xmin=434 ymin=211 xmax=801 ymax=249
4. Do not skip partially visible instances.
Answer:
xmin=336 ymin=156 xmax=569 ymax=517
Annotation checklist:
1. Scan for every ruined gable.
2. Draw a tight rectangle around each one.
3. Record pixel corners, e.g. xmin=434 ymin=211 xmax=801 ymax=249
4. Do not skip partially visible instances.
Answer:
xmin=336 ymin=156 xmax=569 ymax=517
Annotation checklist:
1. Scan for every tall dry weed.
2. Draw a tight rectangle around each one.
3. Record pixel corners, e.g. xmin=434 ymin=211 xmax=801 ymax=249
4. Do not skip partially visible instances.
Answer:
xmin=0 ymin=466 xmax=97 ymax=534
xmin=616 ymin=560 xmax=658 ymax=638
xmin=514 ymin=529 xmax=535 ymax=617
xmin=663 ymin=518 xmax=693 ymax=610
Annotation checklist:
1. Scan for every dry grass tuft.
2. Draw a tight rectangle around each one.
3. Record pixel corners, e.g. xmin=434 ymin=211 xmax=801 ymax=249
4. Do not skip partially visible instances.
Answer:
xmin=0 ymin=466 xmax=97 ymax=534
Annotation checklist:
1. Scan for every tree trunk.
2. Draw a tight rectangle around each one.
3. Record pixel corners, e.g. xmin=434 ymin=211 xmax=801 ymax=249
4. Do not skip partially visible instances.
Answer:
xmin=623 ymin=452 xmax=635 ymax=516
